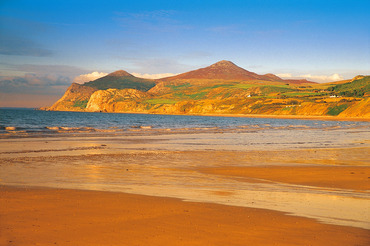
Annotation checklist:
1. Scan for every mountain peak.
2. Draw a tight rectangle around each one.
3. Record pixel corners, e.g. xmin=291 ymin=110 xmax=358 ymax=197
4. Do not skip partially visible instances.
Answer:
xmin=83 ymin=69 xmax=156 ymax=91
xmin=161 ymin=60 xmax=261 ymax=81
xmin=210 ymin=60 xmax=236 ymax=67
xmin=107 ymin=70 xmax=133 ymax=77
xmin=159 ymin=60 xmax=290 ymax=82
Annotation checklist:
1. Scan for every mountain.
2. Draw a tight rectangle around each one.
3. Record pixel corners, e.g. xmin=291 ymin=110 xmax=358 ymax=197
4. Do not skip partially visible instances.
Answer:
xmin=84 ymin=70 xmax=156 ymax=91
xmin=161 ymin=60 xmax=284 ymax=82
xmin=47 ymin=70 xmax=156 ymax=111
xmin=44 ymin=62 xmax=369 ymax=118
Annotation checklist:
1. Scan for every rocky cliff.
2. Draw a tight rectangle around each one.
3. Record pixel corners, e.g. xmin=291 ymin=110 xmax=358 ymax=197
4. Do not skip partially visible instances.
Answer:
xmin=86 ymin=88 xmax=149 ymax=112
xmin=47 ymin=83 xmax=97 ymax=111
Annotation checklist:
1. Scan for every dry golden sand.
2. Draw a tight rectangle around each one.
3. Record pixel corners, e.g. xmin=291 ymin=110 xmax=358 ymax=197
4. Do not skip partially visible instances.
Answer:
xmin=1 ymin=185 xmax=369 ymax=246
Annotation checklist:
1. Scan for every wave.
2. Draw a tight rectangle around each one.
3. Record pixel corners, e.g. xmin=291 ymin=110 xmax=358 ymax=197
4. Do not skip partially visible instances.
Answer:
xmin=5 ymin=126 xmax=17 ymax=131
xmin=45 ymin=126 xmax=97 ymax=132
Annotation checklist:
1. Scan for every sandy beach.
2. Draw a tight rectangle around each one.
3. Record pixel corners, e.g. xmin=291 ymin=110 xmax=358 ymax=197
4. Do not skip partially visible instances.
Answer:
xmin=0 ymin=124 xmax=369 ymax=245
xmin=1 ymin=185 xmax=369 ymax=246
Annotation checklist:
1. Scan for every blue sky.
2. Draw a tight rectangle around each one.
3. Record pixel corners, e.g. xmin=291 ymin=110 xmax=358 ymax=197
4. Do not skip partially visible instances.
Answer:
xmin=0 ymin=0 xmax=369 ymax=107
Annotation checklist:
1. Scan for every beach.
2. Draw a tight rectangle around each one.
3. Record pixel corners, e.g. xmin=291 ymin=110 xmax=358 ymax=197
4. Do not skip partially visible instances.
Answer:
xmin=0 ymin=113 xmax=369 ymax=245
xmin=1 ymin=185 xmax=369 ymax=246
xmin=1 ymin=0 xmax=369 ymax=243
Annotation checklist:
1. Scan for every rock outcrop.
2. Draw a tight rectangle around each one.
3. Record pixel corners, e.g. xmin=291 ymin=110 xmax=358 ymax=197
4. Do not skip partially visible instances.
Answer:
xmin=86 ymin=88 xmax=149 ymax=112
xmin=48 ymin=83 xmax=97 ymax=111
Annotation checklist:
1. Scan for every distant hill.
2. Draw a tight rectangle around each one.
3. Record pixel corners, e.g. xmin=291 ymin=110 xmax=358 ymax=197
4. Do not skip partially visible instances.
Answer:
xmin=47 ymin=70 xmax=156 ymax=111
xmin=161 ymin=60 xmax=285 ymax=82
xmin=44 ymin=61 xmax=369 ymax=118
xmin=84 ymin=70 xmax=156 ymax=91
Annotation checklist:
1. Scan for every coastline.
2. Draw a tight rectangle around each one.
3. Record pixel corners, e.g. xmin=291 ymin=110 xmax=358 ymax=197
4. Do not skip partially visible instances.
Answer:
xmin=1 ymin=185 xmax=369 ymax=246
xmin=204 ymin=113 xmax=370 ymax=122
xmin=40 ymin=108 xmax=370 ymax=122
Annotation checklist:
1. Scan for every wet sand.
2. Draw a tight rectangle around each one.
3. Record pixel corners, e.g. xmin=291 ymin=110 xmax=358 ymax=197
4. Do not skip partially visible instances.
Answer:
xmin=1 ymin=185 xmax=369 ymax=246
xmin=201 ymin=166 xmax=370 ymax=191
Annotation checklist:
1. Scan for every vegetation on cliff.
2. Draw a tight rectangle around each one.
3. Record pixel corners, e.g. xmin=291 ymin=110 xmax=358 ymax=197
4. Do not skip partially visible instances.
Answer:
xmin=45 ymin=61 xmax=370 ymax=118
xmin=327 ymin=76 xmax=370 ymax=97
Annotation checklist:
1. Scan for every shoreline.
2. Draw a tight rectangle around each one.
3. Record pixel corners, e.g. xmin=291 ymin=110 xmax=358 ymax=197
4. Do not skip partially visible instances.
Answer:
xmin=38 ymin=108 xmax=370 ymax=122
xmin=1 ymin=185 xmax=369 ymax=246
xmin=201 ymin=112 xmax=370 ymax=122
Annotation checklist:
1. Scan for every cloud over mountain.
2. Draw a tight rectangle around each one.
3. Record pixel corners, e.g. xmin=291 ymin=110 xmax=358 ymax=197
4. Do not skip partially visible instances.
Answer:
xmin=131 ymin=72 xmax=178 ymax=79
xmin=276 ymin=73 xmax=344 ymax=83
xmin=300 ymin=74 xmax=344 ymax=82
xmin=73 ymin=72 xmax=108 ymax=83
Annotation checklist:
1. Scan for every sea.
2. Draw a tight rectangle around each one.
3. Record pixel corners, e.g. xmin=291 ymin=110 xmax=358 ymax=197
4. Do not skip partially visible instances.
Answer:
xmin=1 ymin=108 xmax=369 ymax=137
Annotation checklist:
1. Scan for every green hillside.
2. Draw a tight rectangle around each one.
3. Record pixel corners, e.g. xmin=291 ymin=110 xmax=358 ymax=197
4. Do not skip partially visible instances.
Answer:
xmin=84 ymin=71 xmax=156 ymax=92
xmin=327 ymin=76 xmax=370 ymax=97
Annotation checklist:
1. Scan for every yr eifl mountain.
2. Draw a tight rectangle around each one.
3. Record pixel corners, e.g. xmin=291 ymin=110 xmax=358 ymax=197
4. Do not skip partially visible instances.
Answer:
xmin=45 ymin=61 xmax=370 ymax=118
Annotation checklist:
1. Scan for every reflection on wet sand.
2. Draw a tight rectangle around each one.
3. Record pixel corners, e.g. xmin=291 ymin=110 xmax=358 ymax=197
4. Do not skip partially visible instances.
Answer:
xmin=0 ymin=127 xmax=369 ymax=230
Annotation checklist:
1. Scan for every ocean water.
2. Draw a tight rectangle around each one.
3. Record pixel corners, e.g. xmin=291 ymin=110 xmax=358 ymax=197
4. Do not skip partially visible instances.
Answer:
xmin=1 ymin=108 xmax=368 ymax=136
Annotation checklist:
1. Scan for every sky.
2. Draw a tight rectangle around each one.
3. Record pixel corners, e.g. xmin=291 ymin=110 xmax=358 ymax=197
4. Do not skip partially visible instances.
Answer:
xmin=0 ymin=0 xmax=369 ymax=107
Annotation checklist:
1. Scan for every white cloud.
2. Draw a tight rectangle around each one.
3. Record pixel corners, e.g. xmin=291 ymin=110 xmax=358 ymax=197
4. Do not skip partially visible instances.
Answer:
xmin=131 ymin=72 xmax=178 ymax=79
xmin=299 ymin=73 xmax=344 ymax=82
xmin=73 ymin=71 xmax=108 ymax=83
xmin=276 ymin=73 xmax=293 ymax=78
xmin=276 ymin=73 xmax=344 ymax=82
